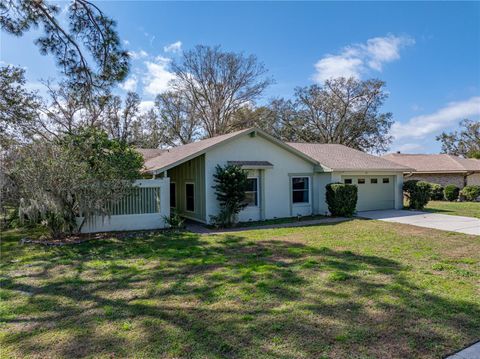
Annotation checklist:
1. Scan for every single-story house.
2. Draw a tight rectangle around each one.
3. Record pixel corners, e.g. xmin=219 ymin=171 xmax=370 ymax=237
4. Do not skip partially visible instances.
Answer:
xmin=382 ymin=152 xmax=480 ymax=188
xmin=139 ymin=128 xmax=410 ymax=224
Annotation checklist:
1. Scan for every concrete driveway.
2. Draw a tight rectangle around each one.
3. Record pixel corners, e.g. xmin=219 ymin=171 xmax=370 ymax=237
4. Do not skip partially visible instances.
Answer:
xmin=358 ymin=209 xmax=480 ymax=235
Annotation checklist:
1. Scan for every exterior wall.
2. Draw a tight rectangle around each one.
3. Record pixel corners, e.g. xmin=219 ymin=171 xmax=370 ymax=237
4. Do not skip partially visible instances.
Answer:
xmin=240 ymin=169 xmax=262 ymax=221
xmin=204 ymin=134 xmax=316 ymax=223
xmin=167 ymin=154 xmax=206 ymax=222
xmin=467 ymin=173 xmax=480 ymax=186
xmin=406 ymin=173 xmax=465 ymax=188
xmin=332 ymin=171 xmax=404 ymax=211
xmin=78 ymin=179 xmax=170 ymax=233
xmin=313 ymin=173 xmax=333 ymax=215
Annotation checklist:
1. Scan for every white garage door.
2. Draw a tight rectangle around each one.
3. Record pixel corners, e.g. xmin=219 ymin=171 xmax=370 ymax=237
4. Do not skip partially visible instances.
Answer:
xmin=342 ymin=175 xmax=395 ymax=211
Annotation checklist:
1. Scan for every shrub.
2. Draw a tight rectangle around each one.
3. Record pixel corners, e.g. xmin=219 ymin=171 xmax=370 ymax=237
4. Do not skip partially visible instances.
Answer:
xmin=460 ymin=185 xmax=480 ymax=201
xmin=164 ymin=209 xmax=185 ymax=230
xmin=212 ymin=164 xmax=249 ymax=227
xmin=444 ymin=184 xmax=460 ymax=202
xmin=403 ymin=180 xmax=431 ymax=210
xmin=429 ymin=183 xmax=444 ymax=200
xmin=325 ymin=183 xmax=358 ymax=217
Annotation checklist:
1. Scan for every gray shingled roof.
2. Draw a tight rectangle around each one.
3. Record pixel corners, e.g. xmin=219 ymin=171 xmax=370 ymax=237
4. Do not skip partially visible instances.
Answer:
xmin=143 ymin=129 xmax=252 ymax=173
xmin=227 ymin=161 xmax=274 ymax=167
xmin=382 ymin=153 xmax=480 ymax=173
xmin=139 ymin=128 xmax=411 ymax=174
xmin=288 ymin=143 xmax=411 ymax=171
xmin=136 ymin=148 xmax=166 ymax=161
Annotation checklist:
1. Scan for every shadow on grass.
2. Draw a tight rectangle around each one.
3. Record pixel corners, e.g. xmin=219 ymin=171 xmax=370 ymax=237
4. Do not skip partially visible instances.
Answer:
xmin=1 ymin=228 xmax=479 ymax=358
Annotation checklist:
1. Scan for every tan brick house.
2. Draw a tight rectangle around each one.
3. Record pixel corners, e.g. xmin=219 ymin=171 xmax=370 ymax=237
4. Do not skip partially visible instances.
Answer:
xmin=382 ymin=153 xmax=480 ymax=188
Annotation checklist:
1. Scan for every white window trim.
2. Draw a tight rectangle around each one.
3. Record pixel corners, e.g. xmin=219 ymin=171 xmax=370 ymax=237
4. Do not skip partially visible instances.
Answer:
xmin=245 ymin=177 xmax=259 ymax=207
xmin=291 ymin=176 xmax=311 ymax=205
xmin=185 ymin=182 xmax=195 ymax=213
xmin=170 ymin=182 xmax=176 ymax=208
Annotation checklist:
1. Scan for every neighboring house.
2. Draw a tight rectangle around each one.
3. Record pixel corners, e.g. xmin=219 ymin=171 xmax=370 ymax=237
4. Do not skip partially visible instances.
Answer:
xmin=382 ymin=153 xmax=480 ymax=188
xmin=139 ymin=128 xmax=409 ymax=224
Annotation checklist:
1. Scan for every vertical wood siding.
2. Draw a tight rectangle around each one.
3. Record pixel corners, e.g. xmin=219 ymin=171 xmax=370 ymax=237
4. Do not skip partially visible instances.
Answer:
xmin=167 ymin=154 xmax=206 ymax=222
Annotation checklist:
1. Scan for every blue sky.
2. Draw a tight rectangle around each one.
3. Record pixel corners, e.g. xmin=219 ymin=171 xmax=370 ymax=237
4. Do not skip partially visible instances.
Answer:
xmin=2 ymin=1 xmax=479 ymax=153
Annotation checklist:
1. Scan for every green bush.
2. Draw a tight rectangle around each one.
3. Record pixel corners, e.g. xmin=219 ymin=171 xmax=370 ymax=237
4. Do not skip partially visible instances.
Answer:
xmin=325 ymin=183 xmax=358 ymax=217
xmin=460 ymin=185 xmax=480 ymax=201
xmin=444 ymin=184 xmax=460 ymax=201
xmin=403 ymin=180 xmax=431 ymax=210
xmin=164 ymin=209 xmax=185 ymax=230
xmin=212 ymin=164 xmax=249 ymax=227
xmin=429 ymin=183 xmax=444 ymax=200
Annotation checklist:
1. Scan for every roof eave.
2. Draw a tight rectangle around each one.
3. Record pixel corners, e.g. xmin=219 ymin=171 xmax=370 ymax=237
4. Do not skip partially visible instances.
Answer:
xmin=144 ymin=127 xmax=321 ymax=174
xmin=333 ymin=168 xmax=411 ymax=172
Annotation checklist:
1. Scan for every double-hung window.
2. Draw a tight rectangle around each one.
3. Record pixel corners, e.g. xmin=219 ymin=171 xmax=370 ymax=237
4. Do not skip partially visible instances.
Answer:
xmin=292 ymin=177 xmax=309 ymax=204
xmin=244 ymin=178 xmax=258 ymax=206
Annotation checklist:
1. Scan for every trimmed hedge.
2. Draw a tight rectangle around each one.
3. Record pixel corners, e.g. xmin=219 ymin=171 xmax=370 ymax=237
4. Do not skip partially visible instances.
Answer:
xmin=403 ymin=180 xmax=431 ymax=210
xmin=326 ymin=183 xmax=358 ymax=217
xmin=430 ymin=183 xmax=444 ymax=200
xmin=444 ymin=184 xmax=460 ymax=202
xmin=460 ymin=185 xmax=480 ymax=201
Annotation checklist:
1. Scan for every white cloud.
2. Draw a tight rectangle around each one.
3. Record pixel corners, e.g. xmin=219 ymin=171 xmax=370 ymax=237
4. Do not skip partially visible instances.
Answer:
xmin=123 ymin=39 xmax=130 ymax=46
xmin=314 ymin=54 xmax=363 ymax=83
xmin=139 ymin=101 xmax=155 ymax=113
xmin=391 ymin=96 xmax=480 ymax=140
xmin=119 ymin=76 xmax=137 ymax=92
xmin=313 ymin=34 xmax=414 ymax=83
xmin=164 ymin=41 xmax=182 ymax=53
xmin=129 ymin=50 xmax=148 ymax=60
xmin=143 ymin=56 xmax=175 ymax=95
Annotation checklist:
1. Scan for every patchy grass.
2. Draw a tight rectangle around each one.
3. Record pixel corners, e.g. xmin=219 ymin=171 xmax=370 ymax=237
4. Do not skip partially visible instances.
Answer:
xmin=216 ymin=214 xmax=328 ymax=229
xmin=424 ymin=200 xmax=480 ymax=218
xmin=1 ymin=220 xmax=479 ymax=358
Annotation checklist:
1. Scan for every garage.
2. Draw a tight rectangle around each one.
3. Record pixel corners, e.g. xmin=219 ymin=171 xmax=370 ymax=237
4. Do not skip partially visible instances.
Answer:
xmin=342 ymin=175 xmax=395 ymax=211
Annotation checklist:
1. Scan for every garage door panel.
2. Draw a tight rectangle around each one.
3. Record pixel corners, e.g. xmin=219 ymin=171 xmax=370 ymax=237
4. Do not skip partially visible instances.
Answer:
xmin=341 ymin=175 xmax=395 ymax=211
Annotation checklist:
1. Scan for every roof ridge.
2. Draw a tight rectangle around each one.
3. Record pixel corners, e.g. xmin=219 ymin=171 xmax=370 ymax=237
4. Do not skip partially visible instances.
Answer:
xmin=445 ymin=154 xmax=468 ymax=170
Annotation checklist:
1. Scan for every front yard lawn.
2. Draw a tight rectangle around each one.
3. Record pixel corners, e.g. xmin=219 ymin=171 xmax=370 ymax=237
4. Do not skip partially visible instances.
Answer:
xmin=1 ymin=220 xmax=479 ymax=358
xmin=424 ymin=200 xmax=480 ymax=218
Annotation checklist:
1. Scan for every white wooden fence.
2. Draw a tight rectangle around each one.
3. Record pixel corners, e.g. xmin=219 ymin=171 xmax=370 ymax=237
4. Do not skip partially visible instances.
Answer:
xmin=77 ymin=179 xmax=170 ymax=233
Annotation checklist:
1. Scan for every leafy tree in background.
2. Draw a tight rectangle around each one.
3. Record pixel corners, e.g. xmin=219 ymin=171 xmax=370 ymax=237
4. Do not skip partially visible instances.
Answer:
xmin=171 ymin=45 xmax=273 ymax=138
xmin=154 ymin=91 xmax=200 ymax=146
xmin=1 ymin=0 xmax=129 ymax=95
xmin=437 ymin=119 xmax=480 ymax=159
xmin=262 ymin=78 xmax=393 ymax=153
xmin=0 ymin=66 xmax=42 ymax=148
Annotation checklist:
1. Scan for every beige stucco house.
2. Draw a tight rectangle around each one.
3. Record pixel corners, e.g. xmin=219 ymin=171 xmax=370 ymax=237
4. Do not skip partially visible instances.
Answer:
xmin=139 ymin=128 xmax=409 ymax=224
xmin=382 ymin=153 xmax=480 ymax=188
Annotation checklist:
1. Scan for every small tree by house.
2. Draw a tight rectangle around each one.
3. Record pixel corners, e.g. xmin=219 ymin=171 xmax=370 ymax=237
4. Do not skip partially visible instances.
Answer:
xmin=211 ymin=164 xmax=249 ymax=227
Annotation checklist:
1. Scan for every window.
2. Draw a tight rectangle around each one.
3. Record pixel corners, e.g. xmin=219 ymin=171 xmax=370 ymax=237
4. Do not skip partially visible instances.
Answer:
xmin=185 ymin=183 xmax=195 ymax=212
xmin=358 ymin=178 xmax=365 ymax=184
xmin=344 ymin=178 xmax=352 ymax=184
xmin=383 ymin=178 xmax=390 ymax=184
xmin=244 ymin=178 xmax=258 ymax=206
xmin=170 ymin=183 xmax=176 ymax=207
xmin=292 ymin=177 xmax=309 ymax=203
xmin=370 ymin=178 xmax=378 ymax=184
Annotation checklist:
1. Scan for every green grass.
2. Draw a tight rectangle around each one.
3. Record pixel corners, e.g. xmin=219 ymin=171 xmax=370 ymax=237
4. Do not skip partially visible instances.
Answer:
xmin=424 ymin=200 xmax=480 ymax=218
xmin=1 ymin=220 xmax=479 ymax=358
